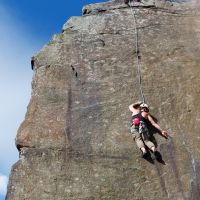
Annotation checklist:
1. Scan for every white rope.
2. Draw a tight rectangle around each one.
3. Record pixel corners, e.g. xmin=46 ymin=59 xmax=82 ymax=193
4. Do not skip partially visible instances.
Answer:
xmin=128 ymin=0 xmax=145 ymax=104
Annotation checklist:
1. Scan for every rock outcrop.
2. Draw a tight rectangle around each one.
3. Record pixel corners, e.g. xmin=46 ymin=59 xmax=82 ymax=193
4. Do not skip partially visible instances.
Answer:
xmin=6 ymin=0 xmax=200 ymax=199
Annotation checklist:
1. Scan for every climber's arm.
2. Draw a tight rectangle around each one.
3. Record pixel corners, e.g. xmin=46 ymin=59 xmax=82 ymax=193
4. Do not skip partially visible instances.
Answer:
xmin=148 ymin=115 xmax=169 ymax=138
xmin=129 ymin=101 xmax=142 ymax=113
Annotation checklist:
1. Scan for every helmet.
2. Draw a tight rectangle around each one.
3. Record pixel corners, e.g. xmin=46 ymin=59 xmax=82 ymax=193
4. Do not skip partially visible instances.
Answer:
xmin=140 ymin=103 xmax=149 ymax=109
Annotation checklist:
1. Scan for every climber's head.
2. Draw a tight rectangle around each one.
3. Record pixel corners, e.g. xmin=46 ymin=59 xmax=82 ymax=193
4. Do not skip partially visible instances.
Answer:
xmin=140 ymin=103 xmax=149 ymax=112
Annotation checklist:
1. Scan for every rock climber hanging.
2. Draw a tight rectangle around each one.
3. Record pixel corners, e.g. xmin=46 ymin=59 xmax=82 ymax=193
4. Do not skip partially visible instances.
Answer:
xmin=129 ymin=101 xmax=169 ymax=160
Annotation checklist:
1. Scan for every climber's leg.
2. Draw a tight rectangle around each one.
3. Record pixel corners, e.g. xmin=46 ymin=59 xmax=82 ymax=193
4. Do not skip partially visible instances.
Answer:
xmin=131 ymin=126 xmax=148 ymax=157
xmin=133 ymin=133 xmax=145 ymax=150
xmin=144 ymin=140 xmax=162 ymax=160
xmin=134 ymin=134 xmax=148 ymax=157
xmin=143 ymin=139 xmax=155 ymax=151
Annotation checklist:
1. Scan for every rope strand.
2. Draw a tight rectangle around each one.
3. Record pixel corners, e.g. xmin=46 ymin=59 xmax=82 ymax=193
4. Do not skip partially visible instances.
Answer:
xmin=128 ymin=0 xmax=145 ymax=104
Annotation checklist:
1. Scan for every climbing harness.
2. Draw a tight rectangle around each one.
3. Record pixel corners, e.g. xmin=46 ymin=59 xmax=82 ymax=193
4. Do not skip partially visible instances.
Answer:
xmin=128 ymin=0 xmax=146 ymax=104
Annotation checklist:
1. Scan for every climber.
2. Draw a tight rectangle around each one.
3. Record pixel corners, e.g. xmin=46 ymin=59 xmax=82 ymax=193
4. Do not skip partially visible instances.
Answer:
xmin=129 ymin=101 xmax=169 ymax=159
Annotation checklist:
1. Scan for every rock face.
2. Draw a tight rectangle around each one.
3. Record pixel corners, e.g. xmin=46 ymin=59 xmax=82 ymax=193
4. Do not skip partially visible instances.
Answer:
xmin=6 ymin=0 xmax=200 ymax=199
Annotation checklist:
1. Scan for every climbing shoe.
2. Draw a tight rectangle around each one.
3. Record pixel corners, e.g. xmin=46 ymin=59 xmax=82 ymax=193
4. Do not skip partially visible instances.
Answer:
xmin=141 ymin=151 xmax=148 ymax=159
xmin=153 ymin=151 xmax=162 ymax=161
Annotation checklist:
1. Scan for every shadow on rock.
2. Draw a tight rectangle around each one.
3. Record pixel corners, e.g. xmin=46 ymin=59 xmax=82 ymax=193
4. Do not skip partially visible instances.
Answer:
xmin=152 ymin=151 xmax=166 ymax=165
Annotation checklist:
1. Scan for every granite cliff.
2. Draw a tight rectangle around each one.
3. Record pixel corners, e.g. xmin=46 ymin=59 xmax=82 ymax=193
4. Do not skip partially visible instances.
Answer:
xmin=6 ymin=0 xmax=200 ymax=199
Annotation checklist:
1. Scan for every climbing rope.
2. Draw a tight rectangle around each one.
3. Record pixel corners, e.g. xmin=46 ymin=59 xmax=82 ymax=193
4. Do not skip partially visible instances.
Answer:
xmin=128 ymin=0 xmax=146 ymax=104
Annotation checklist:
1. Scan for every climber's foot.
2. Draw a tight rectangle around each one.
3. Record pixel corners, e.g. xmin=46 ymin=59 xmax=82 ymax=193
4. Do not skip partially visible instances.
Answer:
xmin=141 ymin=151 xmax=148 ymax=159
xmin=154 ymin=151 xmax=161 ymax=160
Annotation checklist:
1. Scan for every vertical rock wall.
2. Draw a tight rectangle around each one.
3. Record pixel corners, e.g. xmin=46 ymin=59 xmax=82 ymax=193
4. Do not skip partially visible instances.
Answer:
xmin=6 ymin=0 xmax=200 ymax=199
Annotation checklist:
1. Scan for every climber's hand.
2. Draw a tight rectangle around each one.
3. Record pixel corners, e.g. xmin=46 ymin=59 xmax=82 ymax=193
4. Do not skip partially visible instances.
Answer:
xmin=162 ymin=131 xmax=169 ymax=139
xmin=137 ymin=101 xmax=143 ymax=105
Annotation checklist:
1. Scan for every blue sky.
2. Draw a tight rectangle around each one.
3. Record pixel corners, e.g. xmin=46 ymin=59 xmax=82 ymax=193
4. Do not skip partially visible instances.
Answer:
xmin=0 ymin=0 xmax=107 ymax=199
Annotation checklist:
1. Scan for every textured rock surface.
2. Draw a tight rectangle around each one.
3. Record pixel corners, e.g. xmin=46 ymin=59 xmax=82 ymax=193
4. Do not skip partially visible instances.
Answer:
xmin=6 ymin=0 xmax=200 ymax=199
